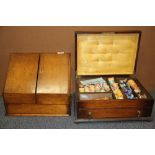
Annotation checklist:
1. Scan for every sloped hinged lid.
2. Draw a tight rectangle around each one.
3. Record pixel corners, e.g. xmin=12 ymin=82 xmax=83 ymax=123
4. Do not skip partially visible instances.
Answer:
xmin=36 ymin=53 xmax=70 ymax=94
xmin=76 ymin=32 xmax=140 ymax=75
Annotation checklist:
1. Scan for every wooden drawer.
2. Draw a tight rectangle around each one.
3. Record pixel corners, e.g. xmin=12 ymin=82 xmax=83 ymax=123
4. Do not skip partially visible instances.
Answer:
xmin=78 ymin=108 xmax=152 ymax=119
xmin=7 ymin=104 xmax=70 ymax=116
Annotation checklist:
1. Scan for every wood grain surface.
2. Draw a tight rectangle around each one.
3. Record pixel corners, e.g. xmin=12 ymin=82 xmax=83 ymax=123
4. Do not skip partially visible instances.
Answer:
xmin=4 ymin=53 xmax=39 ymax=104
xmin=37 ymin=53 xmax=70 ymax=94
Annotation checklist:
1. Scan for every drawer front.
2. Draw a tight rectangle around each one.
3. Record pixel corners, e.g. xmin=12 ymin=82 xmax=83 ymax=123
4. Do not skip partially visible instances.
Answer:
xmin=78 ymin=108 xmax=152 ymax=119
xmin=37 ymin=94 xmax=70 ymax=105
xmin=7 ymin=104 xmax=70 ymax=116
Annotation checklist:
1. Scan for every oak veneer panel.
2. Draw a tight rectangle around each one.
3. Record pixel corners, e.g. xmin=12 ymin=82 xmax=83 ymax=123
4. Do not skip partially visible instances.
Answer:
xmin=7 ymin=104 xmax=69 ymax=116
xmin=36 ymin=53 xmax=71 ymax=105
xmin=4 ymin=53 xmax=39 ymax=104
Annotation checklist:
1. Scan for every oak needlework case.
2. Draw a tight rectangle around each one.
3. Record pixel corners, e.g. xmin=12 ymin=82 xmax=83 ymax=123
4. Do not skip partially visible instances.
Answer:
xmin=75 ymin=31 xmax=154 ymax=122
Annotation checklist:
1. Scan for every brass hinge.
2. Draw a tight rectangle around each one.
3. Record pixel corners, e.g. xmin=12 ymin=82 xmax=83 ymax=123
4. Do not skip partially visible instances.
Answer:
xmin=57 ymin=51 xmax=65 ymax=54
xmin=102 ymin=32 xmax=115 ymax=34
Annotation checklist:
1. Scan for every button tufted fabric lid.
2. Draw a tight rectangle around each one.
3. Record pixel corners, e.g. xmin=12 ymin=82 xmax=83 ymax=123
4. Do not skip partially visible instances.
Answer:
xmin=76 ymin=32 xmax=140 ymax=75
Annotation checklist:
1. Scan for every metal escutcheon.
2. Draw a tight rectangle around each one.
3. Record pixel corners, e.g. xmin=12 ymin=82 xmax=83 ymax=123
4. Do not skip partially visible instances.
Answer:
xmin=137 ymin=110 xmax=141 ymax=118
xmin=88 ymin=111 xmax=92 ymax=119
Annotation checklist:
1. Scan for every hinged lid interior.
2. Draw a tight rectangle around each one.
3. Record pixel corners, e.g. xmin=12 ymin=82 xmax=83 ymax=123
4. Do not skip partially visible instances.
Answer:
xmin=76 ymin=32 xmax=140 ymax=75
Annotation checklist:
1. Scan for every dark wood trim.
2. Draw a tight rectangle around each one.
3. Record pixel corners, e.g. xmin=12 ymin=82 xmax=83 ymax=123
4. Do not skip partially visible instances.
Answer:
xmin=75 ymin=32 xmax=78 ymax=71
xmin=134 ymin=32 xmax=142 ymax=75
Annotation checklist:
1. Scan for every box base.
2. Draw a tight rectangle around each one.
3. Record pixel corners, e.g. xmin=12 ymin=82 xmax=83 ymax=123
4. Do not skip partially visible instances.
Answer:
xmin=6 ymin=103 xmax=71 ymax=117
xmin=74 ymin=117 xmax=153 ymax=123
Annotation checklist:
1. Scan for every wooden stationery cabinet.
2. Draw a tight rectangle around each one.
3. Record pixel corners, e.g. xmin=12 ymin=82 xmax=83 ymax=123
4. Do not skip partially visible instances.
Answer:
xmin=3 ymin=53 xmax=71 ymax=116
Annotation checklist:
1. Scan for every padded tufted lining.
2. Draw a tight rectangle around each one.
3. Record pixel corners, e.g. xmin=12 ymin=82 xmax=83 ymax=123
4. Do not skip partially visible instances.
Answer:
xmin=77 ymin=33 xmax=140 ymax=75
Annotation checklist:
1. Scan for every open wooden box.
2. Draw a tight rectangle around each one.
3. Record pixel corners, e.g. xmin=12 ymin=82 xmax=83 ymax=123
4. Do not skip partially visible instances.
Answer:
xmin=75 ymin=31 xmax=154 ymax=122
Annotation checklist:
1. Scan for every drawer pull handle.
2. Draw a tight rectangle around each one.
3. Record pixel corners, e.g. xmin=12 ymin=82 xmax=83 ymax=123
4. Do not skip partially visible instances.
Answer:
xmin=88 ymin=111 xmax=92 ymax=119
xmin=88 ymin=111 xmax=92 ymax=115
xmin=137 ymin=110 xmax=141 ymax=118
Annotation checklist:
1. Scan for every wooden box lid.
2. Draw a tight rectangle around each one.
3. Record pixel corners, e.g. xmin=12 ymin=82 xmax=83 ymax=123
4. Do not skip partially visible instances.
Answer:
xmin=76 ymin=32 xmax=140 ymax=75
xmin=4 ymin=53 xmax=39 ymax=94
xmin=36 ymin=53 xmax=70 ymax=95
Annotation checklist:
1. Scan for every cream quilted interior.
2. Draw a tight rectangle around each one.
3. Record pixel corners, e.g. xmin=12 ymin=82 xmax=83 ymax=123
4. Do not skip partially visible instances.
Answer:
xmin=77 ymin=33 xmax=139 ymax=75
